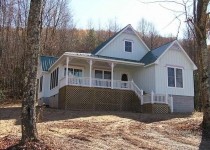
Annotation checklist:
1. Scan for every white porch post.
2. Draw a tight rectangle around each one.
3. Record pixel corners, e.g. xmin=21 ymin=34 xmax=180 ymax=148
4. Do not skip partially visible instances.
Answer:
xmin=111 ymin=62 xmax=114 ymax=89
xmin=66 ymin=57 xmax=69 ymax=85
xmin=89 ymin=59 xmax=93 ymax=87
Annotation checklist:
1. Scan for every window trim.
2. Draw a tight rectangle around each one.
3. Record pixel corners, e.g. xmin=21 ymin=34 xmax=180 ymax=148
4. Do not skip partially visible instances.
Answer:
xmin=124 ymin=40 xmax=133 ymax=52
xmin=167 ymin=66 xmax=184 ymax=89
xmin=64 ymin=66 xmax=84 ymax=77
xmin=94 ymin=69 xmax=111 ymax=80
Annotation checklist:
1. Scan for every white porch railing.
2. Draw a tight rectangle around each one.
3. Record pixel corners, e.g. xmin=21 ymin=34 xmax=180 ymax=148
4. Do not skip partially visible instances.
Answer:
xmin=142 ymin=91 xmax=174 ymax=112
xmin=114 ymin=80 xmax=132 ymax=89
xmin=92 ymin=78 xmax=111 ymax=88
xmin=68 ymin=77 xmax=90 ymax=87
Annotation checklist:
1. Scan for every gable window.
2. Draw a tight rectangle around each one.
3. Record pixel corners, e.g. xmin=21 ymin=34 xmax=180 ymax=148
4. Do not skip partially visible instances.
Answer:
xmin=50 ymin=67 xmax=59 ymax=90
xmin=125 ymin=41 xmax=132 ymax=52
xmin=39 ymin=76 xmax=43 ymax=92
xmin=168 ymin=67 xmax=183 ymax=88
xmin=64 ymin=67 xmax=82 ymax=77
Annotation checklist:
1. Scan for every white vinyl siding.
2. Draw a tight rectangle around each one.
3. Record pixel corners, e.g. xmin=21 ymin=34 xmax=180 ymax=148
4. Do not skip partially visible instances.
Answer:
xmin=133 ymin=66 xmax=156 ymax=94
xmin=155 ymin=45 xmax=194 ymax=96
xmin=97 ymin=28 xmax=148 ymax=61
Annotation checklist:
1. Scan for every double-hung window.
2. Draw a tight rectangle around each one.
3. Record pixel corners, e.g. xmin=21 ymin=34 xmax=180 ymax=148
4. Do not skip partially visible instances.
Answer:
xmin=95 ymin=70 xmax=111 ymax=87
xmin=64 ymin=68 xmax=82 ymax=77
xmin=168 ymin=67 xmax=183 ymax=88
xmin=125 ymin=41 xmax=132 ymax=52
xmin=95 ymin=70 xmax=111 ymax=80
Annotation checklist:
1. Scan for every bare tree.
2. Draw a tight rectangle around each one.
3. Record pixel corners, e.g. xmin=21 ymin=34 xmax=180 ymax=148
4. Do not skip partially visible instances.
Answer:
xmin=21 ymin=0 xmax=42 ymax=143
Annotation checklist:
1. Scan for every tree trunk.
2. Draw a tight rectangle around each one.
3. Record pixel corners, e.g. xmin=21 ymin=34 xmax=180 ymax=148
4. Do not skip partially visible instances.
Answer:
xmin=21 ymin=0 xmax=42 ymax=143
xmin=195 ymin=0 xmax=210 ymax=129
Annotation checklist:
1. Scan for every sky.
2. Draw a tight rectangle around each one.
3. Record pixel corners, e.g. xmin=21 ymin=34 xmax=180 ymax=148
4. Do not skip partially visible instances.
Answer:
xmin=70 ymin=0 xmax=189 ymax=38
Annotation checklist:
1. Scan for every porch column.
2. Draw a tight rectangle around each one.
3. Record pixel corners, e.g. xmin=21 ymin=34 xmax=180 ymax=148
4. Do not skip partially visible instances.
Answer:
xmin=111 ymin=62 xmax=115 ymax=89
xmin=89 ymin=59 xmax=93 ymax=87
xmin=66 ymin=57 xmax=69 ymax=85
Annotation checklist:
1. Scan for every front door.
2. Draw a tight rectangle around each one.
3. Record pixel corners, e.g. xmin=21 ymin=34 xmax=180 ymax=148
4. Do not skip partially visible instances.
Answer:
xmin=121 ymin=74 xmax=128 ymax=88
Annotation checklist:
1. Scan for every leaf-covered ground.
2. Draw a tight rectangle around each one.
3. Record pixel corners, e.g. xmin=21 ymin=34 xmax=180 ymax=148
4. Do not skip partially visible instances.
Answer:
xmin=0 ymin=102 xmax=209 ymax=150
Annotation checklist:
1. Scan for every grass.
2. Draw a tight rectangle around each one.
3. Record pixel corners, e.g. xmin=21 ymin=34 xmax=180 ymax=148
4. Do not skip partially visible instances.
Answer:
xmin=0 ymin=101 xmax=210 ymax=150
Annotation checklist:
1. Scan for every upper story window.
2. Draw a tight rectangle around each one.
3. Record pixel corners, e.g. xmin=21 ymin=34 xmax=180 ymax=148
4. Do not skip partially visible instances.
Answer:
xmin=168 ymin=67 xmax=183 ymax=88
xmin=125 ymin=41 xmax=132 ymax=52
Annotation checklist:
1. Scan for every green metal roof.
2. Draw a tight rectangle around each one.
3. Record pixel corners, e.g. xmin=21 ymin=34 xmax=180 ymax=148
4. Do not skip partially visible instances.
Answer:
xmin=140 ymin=41 xmax=174 ymax=65
xmin=40 ymin=56 xmax=58 ymax=71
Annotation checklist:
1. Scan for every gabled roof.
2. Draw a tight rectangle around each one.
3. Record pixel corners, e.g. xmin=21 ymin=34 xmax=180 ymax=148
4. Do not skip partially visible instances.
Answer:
xmin=91 ymin=24 xmax=150 ymax=55
xmin=40 ymin=56 xmax=58 ymax=71
xmin=91 ymin=25 xmax=129 ymax=54
xmin=140 ymin=41 xmax=174 ymax=65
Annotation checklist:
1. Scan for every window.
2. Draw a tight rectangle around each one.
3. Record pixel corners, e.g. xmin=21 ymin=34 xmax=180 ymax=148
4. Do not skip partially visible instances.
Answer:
xmin=39 ymin=76 xmax=43 ymax=92
xmin=50 ymin=67 xmax=59 ymax=90
xmin=125 ymin=41 xmax=132 ymax=52
xmin=168 ymin=67 xmax=183 ymax=88
xmin=95 ymin=70 xmax=111 ymax=79
xmin=64 ymin=68 xmax=82 ymax=77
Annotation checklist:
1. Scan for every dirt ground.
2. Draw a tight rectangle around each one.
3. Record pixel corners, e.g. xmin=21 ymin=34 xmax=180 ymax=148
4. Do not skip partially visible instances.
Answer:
xmin=0 ymin=102 xmax=210 ymax=150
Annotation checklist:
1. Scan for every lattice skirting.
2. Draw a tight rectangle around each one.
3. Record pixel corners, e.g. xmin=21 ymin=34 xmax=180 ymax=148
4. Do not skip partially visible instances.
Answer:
xmin=58 ymin=85 xmax=141 ymax=112
xmin=142 ymin=103 xmax=169 ymax=114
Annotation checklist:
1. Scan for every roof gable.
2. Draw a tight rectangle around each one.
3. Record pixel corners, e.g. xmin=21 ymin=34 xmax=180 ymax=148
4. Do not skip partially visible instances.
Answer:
xmin=140 ymin=40 xmax=197 ymax=70
xmin=140 ymin=41 xmax=174 ymax=65
xmin=91 ymin=24 xmax=150 ymax=55
xmin=40 ymin=56 xmax=58 ymax=71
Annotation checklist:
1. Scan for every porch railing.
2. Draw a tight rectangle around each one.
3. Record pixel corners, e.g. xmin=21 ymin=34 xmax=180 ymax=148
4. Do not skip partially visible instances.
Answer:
xmin=92 ymin=78 xmax=111 ymax=88
xmin=142 ymin=91 xmax=173 ymax=112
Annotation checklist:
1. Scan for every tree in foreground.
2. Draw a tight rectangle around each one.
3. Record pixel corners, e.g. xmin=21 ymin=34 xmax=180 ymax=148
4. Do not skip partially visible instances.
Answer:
xmin=21 ymin=0 xmax=42 ymax=143
xmin=193 ymin=0 xmax=210 ymax=129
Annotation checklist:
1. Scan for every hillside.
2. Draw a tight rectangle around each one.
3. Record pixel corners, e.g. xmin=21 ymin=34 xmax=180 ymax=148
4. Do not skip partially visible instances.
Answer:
xmin=0 ymin=102 xmax=209 ymax=150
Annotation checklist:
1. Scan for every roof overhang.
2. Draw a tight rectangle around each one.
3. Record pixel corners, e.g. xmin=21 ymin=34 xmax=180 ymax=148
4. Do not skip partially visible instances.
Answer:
xmin=48 ymin=52 xmax=144 ymax=71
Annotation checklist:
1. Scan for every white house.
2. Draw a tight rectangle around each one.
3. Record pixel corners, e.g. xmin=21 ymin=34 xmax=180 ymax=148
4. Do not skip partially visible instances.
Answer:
xmin=37 ymin=24 xmax=197 ymax=113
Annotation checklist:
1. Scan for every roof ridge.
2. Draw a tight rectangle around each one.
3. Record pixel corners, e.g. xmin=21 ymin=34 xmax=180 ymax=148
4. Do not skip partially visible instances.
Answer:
xmin=152 ymin=40 xmax=176 ymax=51
xmin=91 ymin=24 xmax=131 ymax=54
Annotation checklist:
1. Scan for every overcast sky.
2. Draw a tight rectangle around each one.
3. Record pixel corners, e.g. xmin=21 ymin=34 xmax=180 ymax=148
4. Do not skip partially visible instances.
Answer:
xmin=70 ymin=0 xmax=190 ymax=38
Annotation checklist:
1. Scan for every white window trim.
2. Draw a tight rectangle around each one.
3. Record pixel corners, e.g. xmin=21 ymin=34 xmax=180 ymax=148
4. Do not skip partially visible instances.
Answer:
xmin=64 ymin=65 xmax=84 ymax=77
xmin=124 ymin=40 xmax=133 ymax=52
xmin=94 ymin=69 xmax=111 ymax=79
xmin=167 ymin=66 xmax=184 ymax=89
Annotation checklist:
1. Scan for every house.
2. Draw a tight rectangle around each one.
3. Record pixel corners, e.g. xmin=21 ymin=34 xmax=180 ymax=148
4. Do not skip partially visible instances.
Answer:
xmin=37 ymin=24 xmax=197 ymax=113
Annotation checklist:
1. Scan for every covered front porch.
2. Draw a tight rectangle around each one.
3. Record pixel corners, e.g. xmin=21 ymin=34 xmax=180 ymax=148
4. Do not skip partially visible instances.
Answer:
xmin=58 ymin=52 xmax=144 ymax=91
